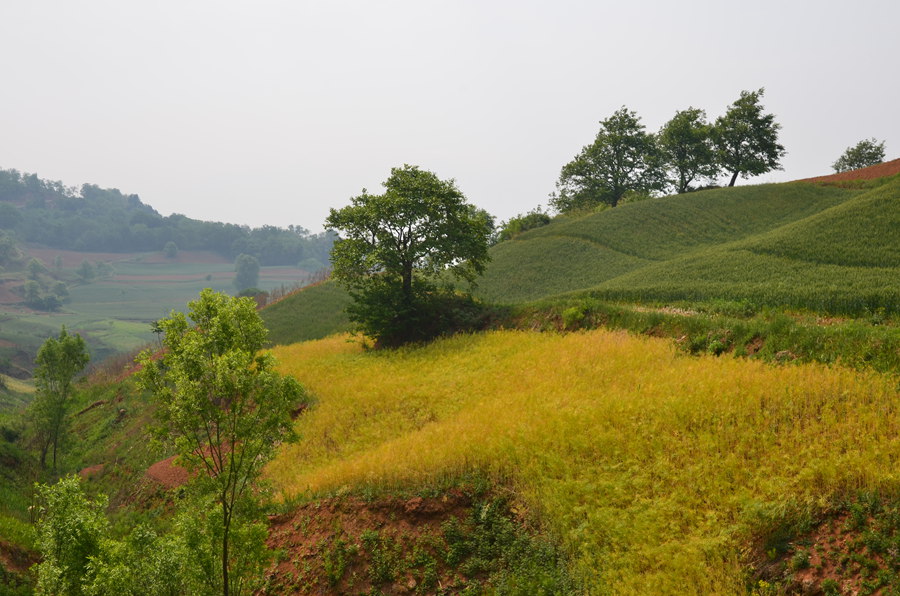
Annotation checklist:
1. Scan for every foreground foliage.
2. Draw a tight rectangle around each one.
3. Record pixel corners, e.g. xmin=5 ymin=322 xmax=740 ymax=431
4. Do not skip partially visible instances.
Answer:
xmin=269 ymin=330 xmax=900 ymax=593
xmin=137 ymin=289 xmax=305 ymax=595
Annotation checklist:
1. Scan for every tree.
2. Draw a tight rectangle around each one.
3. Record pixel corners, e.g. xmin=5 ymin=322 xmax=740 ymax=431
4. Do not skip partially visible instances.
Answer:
xmin=712 ymin=88 xmax=786 ymax=187
xmin=30 ymin=327 xmax=89 ymax=469
xmin=232 ymin=253 xmax=260 ymax=292
xmin=325 ymin=165 xmax=493 ymax=346
xmin=551 ymin=107 xmax=663 ymax=212
xmin=27 ymin=257 xmax=48 ymax=280
xmin=832 ymin=138 xmax=886 ymax=172
xmin=658 ymin=107 xmax=719 ymax=194
xmin=496 ymin=207 xmax=552 ymax=243
xmin=135 ymin=289 xmax=304 ymax=596
xmin=164 ymin=240 xmax=179 ymax=259
xmin=33 ymin=475 xmax=187 ymax=596
xmin=76 ymin=260 xmax=95 ymax=283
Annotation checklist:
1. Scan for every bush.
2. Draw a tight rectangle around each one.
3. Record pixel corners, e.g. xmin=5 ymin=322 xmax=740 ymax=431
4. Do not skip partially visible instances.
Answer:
xmin=348 ymin=280 xmax=494 ymax=348
xmin=496 ymin=208 xmax=552 ymax=243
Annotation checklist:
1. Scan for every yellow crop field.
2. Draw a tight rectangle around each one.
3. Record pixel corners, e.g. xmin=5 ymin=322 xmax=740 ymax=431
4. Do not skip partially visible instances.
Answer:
xmin=269 ymin=330 xmax=900 ymax=594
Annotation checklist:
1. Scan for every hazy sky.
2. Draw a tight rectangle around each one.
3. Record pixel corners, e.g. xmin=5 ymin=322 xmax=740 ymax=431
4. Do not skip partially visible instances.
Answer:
xmin=1 ymin=0 xmax=898 ymax=231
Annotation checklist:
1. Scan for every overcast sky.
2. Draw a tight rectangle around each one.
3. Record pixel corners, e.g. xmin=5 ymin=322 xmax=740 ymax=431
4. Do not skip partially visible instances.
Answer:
xmin=1 ymin=0 xmax=898 ymax=231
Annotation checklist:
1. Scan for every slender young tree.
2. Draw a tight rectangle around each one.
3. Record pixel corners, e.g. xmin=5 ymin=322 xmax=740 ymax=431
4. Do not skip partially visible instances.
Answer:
xmin=136 ymin=289 xmax=304 ymax=596
xmin=712 ymin=88 xmax=786 ymax=187
xmin=30 ymin=327 xmax=89 ymax=469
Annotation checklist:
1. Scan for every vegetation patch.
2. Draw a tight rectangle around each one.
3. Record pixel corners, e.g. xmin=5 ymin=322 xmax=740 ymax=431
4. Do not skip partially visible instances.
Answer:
xmin=750 ymin=494 xmax=900 ymax=595
xmin=263 ymin=488 xmax=572 ymax=595
xmin=269 ymin=330 xmax=900 ymax=592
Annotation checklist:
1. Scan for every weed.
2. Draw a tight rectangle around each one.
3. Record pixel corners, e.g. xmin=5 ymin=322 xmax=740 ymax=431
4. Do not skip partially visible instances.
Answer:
xmin=322 ymin=534 xmax=357 ymax=586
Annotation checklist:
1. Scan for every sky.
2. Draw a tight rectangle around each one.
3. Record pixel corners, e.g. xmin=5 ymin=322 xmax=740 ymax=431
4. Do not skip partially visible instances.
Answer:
xmin=1 ymin=0 xmax=898 ymax=231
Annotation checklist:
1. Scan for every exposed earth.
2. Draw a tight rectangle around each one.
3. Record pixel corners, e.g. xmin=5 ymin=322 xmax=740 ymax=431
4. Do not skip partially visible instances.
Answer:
xmin=798 ymin=157 xmax=900 ymax=184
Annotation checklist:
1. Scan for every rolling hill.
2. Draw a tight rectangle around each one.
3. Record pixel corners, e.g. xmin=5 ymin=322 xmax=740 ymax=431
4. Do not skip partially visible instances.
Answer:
xmin=262 ymin=166 xmax=900 ymax=344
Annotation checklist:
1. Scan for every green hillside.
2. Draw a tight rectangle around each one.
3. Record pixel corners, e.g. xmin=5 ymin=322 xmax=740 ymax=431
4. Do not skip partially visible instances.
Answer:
xmin=587 ymin=176 xmax=900 ymax=313
xmin=268 ymin=176 xmax=897 ymax=340
xmin=260 ymin=281 xmax=352 ymax=346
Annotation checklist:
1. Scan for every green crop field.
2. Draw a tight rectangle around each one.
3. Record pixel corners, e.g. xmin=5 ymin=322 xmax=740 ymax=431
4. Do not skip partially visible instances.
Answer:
xmin=0 ymin=253 xmax=316 ymax=376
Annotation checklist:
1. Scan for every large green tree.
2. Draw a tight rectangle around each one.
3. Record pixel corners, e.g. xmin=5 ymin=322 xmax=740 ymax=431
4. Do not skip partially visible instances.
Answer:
xmin=658 ymin=107 xmax=719 ymax=194
xmin=551 ymin=107 xmax=663 ymax=212
xmin=135 ymin=289 xmax=304 ymax=596
xmin=30 ymin=327 xmax=90 ymax=469
xmin=325 ymin=165 xmax=493 ymax=346
xmin=832 ymin=138 xmax=886 ymax=172
xmin=713 ymin=88 xmax=786 ymax=187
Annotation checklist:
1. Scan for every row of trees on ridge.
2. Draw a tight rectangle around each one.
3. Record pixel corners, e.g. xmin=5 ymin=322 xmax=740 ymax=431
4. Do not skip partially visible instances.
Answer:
xmin=551 ymin=88 xmax=786 ymax=212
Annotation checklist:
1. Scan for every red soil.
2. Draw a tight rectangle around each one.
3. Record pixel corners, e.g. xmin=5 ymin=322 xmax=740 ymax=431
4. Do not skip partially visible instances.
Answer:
xmin=78 ymin=464 xmax=105 ymax=480
xmin=797 ymin=157 xmax=900 ymax=184
xmin=145 ymin=455 xmax=190 ymax=489
xmin=0 ymin=539 xmax=36 ymax=575
xmin=263 ymin=491 xmax=476 ymax=595
xmin=21 ymin=248 xmax=231 ymax=267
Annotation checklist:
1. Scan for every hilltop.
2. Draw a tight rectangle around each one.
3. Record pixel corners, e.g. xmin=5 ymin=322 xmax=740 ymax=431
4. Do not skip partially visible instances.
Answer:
xmin=262 ymin=162 xmax=900 ymax=346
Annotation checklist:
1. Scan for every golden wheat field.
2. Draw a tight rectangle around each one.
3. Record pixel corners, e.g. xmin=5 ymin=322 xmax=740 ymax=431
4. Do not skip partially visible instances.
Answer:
xmin=268 ymin=330 xmax=900 ymax=594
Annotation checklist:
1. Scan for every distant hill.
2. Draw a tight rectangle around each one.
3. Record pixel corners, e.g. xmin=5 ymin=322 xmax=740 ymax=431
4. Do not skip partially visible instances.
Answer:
xmin=264 ymin=167 xmax=900 ymax=343
xmin=0 ymin=168 xmax=334 ymax=267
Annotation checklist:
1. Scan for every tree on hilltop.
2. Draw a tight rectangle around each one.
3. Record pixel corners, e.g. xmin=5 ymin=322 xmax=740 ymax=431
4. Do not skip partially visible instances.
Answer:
xmin=832 ymin=138 xmax=886 ymax=172
xmin=712 ymin=88 xmax=786 ymax=187
xmin=326 ymin=165 xmax=493 ymax=347
xmin=659 ymin=107 xmax=719 ymax=193
xmin=551 ymin=107 xmax=663 ymax=212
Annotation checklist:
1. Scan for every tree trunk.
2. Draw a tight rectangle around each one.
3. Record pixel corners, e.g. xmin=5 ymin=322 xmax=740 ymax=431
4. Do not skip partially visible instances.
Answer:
xmin=402 ymin=266 xmax=413 ymax=305
xmin=222 ymin=500 xmax=230 ymax=596
xmin=728 ymin=170 xmax=739 ymax=187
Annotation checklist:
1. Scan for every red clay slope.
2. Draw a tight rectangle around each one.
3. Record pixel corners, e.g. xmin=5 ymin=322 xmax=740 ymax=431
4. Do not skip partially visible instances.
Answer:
xmin=797 ymin=157 xmax=900 ymax=183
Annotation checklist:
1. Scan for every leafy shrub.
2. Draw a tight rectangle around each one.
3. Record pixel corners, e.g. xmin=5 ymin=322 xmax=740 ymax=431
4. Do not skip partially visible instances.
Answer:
xmin=496 ymin=208 xmax=552 ymax=243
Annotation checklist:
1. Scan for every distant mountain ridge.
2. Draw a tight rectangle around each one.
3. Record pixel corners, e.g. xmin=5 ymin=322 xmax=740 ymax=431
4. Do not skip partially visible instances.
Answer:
xmin=0 ymin=167 xmax=333 ymax=268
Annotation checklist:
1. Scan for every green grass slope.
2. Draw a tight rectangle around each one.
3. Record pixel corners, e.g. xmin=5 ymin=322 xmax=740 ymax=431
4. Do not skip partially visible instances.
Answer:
xmin=254 ymin=177 xmax=896 ymax=340
xmin=259 ymin=281 xmax=352 ymax=346
xmin=741 ymin=175 xmax=900 ymax=268
xmin=477 ymin=182 xmax=863 ymax=304
xmin=589 ymin=176 xmax=900 ymax=314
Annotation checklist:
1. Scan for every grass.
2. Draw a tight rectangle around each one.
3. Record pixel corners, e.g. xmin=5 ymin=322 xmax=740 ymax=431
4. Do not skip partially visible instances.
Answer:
xmin=268 ymin=330 xmax=900 ymax=594
xmin=264 ymin=177 xmax=897 ymax=338
xmin=477 ymin=235 xmax=648 ymax=304
xmin=259 ymin=281 xmax=352 ymax=346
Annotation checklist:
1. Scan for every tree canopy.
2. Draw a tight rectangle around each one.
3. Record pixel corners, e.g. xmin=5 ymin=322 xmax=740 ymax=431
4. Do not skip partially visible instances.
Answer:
xmin=326 ymin=165 xmax=493 ymax=346
xmin=551 ymin=107 xmax=663 ymax=212
xmin=832 ymin=138 xmax=886 ymax=173
xmin=712 ymin=88 xmax=785 ymax=187
xmin=658 ymin=107 xmax=719 ymax=194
